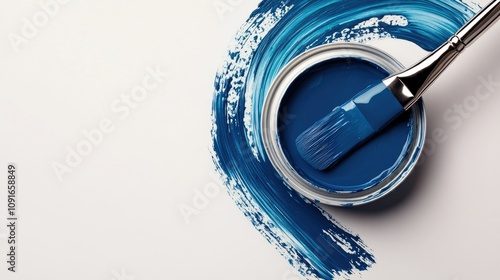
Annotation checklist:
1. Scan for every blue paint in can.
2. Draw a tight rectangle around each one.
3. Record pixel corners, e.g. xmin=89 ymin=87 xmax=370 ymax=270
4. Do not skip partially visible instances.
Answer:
xmin=279 ymin=57 xmax=414 ymax=193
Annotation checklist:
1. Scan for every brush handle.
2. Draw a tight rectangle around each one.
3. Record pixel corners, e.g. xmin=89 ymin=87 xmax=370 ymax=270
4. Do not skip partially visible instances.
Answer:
xmin=384 ymin=0 xmax=500 ymax=110
xmin=457 ymin=0 xmax=500 ymax=46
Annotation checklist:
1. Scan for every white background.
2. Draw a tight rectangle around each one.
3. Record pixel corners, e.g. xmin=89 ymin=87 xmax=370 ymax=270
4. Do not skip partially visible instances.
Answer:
xmin=0 ymin=1 xmax=499 ymax=279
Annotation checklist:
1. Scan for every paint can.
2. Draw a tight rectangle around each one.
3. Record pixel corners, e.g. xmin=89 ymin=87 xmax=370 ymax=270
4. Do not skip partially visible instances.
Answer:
xmin=261 ymin=43 xmax=426 ymax=206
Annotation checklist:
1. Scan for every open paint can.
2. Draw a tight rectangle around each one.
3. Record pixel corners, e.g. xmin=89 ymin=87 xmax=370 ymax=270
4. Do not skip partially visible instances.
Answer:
xmin=261 ymin=43 xmax=426 ymax=206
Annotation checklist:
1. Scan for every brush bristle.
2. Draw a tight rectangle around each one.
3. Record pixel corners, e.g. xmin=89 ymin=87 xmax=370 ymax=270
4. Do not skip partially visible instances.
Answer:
xmin=295 ymin=82 xmax=406 ymax=170
xmin=295 ymin=103 xmax=375 ymax=170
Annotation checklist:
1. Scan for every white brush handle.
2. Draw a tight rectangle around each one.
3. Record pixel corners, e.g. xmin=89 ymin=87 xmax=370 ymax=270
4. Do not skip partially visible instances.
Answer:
xmin=383 ymin=0 xmax=500 ymax=110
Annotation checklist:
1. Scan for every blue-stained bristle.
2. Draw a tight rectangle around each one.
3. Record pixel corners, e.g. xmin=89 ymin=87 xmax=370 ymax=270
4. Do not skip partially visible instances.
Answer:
xmin=295 ymin=83 xmax=405 ymax=170
xmin=295 ymin=101 xmax=375 ymax=170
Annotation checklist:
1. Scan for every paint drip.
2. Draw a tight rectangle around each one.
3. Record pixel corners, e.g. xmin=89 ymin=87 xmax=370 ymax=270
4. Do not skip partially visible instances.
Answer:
xmin=211 ymin=0 xmax=481 ymax=279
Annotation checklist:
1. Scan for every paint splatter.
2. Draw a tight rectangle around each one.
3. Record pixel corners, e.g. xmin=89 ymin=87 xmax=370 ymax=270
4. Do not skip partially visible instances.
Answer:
xmin=211 ymin=0 xmax=480 ymax=278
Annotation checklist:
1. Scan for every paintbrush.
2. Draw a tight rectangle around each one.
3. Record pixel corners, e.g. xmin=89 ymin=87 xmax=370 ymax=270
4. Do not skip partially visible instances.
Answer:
xmin=295 ymin=0 xmax=500 ymax=170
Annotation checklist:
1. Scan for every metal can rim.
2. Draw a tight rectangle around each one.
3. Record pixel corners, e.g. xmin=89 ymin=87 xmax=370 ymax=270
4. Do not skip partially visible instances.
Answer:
xmin=261 ymin=43 xmax=426 ymax=206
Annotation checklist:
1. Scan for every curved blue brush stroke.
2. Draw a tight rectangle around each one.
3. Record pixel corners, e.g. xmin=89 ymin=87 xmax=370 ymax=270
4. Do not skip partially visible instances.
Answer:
xmin=211 ymin=0 xmax=478 ymax=278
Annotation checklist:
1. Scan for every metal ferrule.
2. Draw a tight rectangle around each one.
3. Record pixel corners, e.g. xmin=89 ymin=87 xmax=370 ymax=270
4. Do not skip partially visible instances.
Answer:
xmin=384 ymin=0 xmax=500 ymax=110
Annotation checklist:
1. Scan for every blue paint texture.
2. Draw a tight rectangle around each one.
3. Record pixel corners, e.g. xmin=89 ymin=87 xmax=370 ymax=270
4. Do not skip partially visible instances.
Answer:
xmin=286 ymin=58 xmax=413 ymax=191
xmin=353 ymin=83 xmax=404 ymax=132
xmin=211 ymin=0 xmax=478 ymax=279
xmin=295 ymin=78 xmax=407 ymax=171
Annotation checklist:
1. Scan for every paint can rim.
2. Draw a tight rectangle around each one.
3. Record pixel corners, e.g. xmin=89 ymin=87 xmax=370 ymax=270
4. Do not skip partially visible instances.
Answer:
xmin=261 ymin=43 xmax=426 ymax=206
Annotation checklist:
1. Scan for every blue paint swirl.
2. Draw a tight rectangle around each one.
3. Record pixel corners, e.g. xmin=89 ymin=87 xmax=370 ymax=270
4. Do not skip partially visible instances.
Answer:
xmin=211 ymin=0 xmax=478 ymax=278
